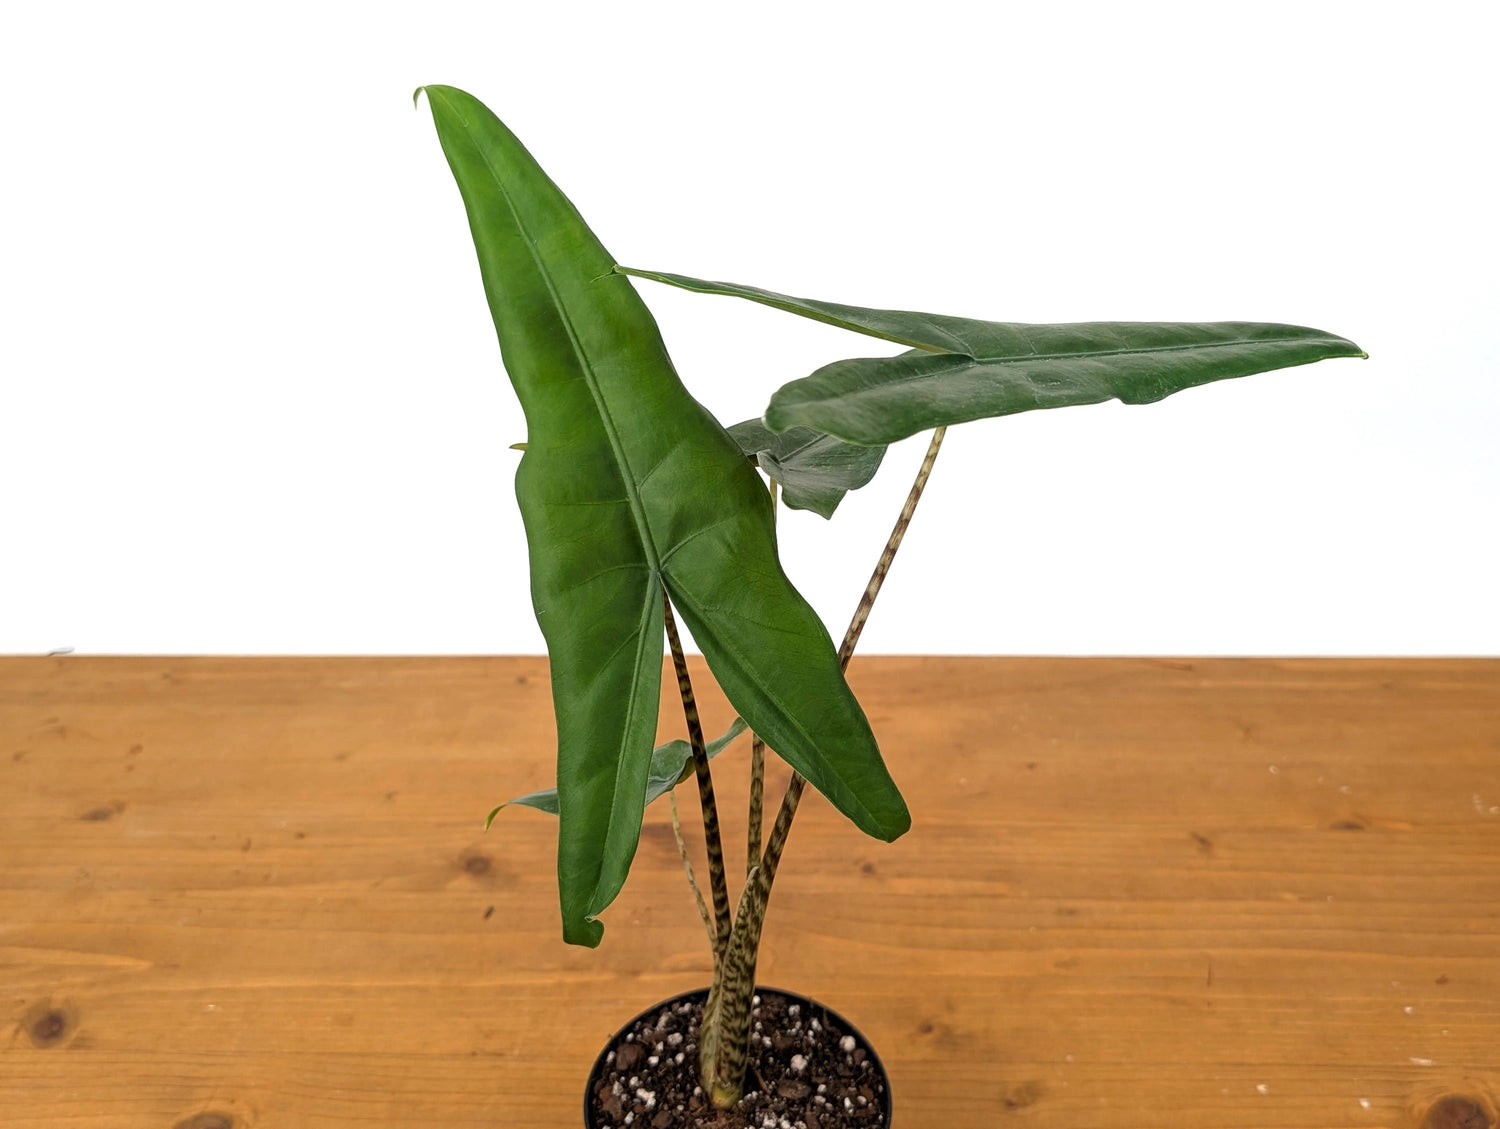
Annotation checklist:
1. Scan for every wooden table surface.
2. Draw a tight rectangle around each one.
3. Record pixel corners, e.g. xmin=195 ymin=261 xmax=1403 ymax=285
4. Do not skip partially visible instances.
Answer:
xmin=2 ymin=656 xmax=1497 ymax=1129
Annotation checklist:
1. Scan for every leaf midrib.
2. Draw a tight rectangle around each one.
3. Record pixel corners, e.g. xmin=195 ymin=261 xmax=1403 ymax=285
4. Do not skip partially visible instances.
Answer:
xmin=744 ymin=428 xmax=869 ymax=479
xmin=961 ymin=329 xmax=1350 ymax=365
xmin=456 ymin=96 xmax=662 ymax=574
xmin=780 ymin=334 xmax=1355 ymax=410
xmin=588 ymin=573 xmax=664 ymax=917
xmin=774 ymin=430 xmax=837 ymax=464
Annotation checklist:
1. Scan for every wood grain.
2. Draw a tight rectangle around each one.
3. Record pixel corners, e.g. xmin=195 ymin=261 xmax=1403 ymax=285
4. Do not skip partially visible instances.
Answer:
xmin=1 ymin=656 xmax=1497 ymax=1129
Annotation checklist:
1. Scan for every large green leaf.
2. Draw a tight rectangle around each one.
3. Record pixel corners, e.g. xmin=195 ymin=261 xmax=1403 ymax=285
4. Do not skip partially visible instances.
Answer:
xmin=729 ymin=419 xmax=886 ymax=519
xmin=420 ymin=87 xmax=907 ymax=946
xmin=621 ymin=269 xmax=1367 ymax=446
xmin=486 ymin=719 xmax=750 ymax=826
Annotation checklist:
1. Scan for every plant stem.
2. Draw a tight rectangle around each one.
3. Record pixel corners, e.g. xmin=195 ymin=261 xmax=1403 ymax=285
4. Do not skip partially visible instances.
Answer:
xmin=838 ymin=426 xmax=947 ymax=667
xmin=746 ymin=480 xmax=776 ymax=876
xmin=747 ymin=737 xmax=765 ymax=877
xmin=700 ymin=427 xmax=948 ymax=1109
xmin=662 ymin=592 xmax=732 ymax=957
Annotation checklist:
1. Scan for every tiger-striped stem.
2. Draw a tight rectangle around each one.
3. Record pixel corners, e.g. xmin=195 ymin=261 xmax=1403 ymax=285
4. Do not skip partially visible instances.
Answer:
xmin=706 ymin=866 xmax=765 ymax=1105
xmin=669 ymin=789 xmax=715 ymax=950
xmin=703 ymin=427 xmax=948 ymax=1109
xmin=837 ymin=425 xmax=946 ymax=668
xmin=663 ymin=593 xmax=732 ymax=957
xmin=746 ymin=480 xmax=776 ymax=877
xmin=747 ymin=736 xmax=766 ymax=877
xmin=698 ymin=950 xmax=727 ymax=1094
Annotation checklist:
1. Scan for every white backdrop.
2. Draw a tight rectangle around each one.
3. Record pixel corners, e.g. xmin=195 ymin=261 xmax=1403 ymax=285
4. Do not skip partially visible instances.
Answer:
xmin=2 ymin=1 xmax=1495 ymax=656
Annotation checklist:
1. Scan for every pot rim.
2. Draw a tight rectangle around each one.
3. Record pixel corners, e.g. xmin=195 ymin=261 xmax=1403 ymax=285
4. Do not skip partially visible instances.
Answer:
xmin=583 ymin=984 xmax=892 ymax=1128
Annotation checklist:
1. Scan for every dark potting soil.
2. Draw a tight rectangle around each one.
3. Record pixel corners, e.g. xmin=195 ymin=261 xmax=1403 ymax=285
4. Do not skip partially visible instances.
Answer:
xmin=589 ymin=990 xmax=888 ymax=1129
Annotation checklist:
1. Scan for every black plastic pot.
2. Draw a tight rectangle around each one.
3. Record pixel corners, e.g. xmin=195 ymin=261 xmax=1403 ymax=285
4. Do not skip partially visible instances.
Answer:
xmin=584 ymin=985 xmax=892 ymax=1128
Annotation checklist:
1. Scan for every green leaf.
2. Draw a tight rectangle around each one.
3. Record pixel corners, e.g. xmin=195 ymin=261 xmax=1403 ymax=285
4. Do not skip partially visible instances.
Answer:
xmin=420 ymin=87 xmax=907 ymax=947
xmin=728 ymin=419 xmax=886 ymax=519
xmin=486 ymin=793 xmax=554 ymax=824
xmin=488 ymin=718 xmax=750 ymax=826
xmin=651 ymin=717 xmax=752 ymax=794
xmin=621 ymin=268 xmax=1368 ymax=446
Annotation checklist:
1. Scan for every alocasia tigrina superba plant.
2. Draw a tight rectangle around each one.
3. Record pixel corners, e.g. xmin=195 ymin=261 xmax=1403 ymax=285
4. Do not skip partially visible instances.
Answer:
xmin=417 ymin=84 xmax=1364 ymax=1109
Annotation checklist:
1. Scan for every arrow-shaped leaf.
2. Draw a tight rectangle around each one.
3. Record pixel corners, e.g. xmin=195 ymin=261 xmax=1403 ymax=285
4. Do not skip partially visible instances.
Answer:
xmin=421 ymin=88 xmax=907 ymax=947
xmin=622 ymin=268 xmax=1367 ymax=446
xmin=729 ymin=419 xmax=886 ymax=519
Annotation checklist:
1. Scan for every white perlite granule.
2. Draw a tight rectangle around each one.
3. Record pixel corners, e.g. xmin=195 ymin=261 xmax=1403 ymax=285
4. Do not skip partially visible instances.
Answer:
xmin=839 ymin=1035 xmax=856 ymax=1053
xmin=790 ymin=1054 xmax=807 ymax=1072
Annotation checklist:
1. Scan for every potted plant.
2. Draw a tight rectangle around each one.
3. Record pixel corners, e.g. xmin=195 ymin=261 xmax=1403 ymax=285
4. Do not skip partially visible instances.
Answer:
xmin=416 ymin=84 xmax=1364 ymax=1128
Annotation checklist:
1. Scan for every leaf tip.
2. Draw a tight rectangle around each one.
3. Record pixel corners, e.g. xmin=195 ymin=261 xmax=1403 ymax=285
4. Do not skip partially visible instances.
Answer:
xmin=564 ymin=915 xmax=605 ymax=949
xmin=482 ymin=803 xmax=504 ymax=830
xmin=1330 ymin=335 xmax=1366 ymax=361
xmin=411 ymin=85 xmax=427 ymax=110
xmin=875 ymin=798 xmax=912 ymax=843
